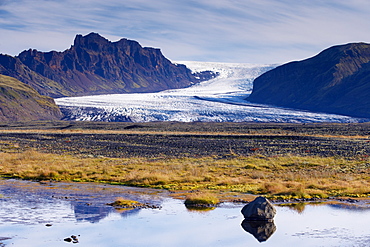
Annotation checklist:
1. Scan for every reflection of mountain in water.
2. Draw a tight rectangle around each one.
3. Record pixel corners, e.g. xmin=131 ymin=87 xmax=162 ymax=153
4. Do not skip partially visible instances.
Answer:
xmin=327 ymin=203 xmax=370 ymax=212
xmin=73 ymin=202 xmax=113 ymax=223
xmin=72 ymin=202 xmax=141 ymax=223
xmin=278 ymin=202 xmax=370 ymax=214
xmin=116 ymin=208 xmax=142 ymax=218
xmin=241 ymin=220 xmax=276 ymax=242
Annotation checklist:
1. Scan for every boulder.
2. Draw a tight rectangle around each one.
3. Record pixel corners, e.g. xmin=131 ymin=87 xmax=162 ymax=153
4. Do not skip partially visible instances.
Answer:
xmin=241 ymin=196 xmax=276 ymax=221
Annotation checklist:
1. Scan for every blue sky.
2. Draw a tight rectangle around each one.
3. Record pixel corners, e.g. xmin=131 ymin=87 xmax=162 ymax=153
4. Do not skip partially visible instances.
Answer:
xmin=1 ymin=0 xmax=370 ymax=63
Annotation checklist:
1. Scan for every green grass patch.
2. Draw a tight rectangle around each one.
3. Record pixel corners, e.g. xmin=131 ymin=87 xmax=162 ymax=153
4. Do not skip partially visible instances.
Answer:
xmin=184 ymin=192 xmax=220 ymax=207
xmin=107 ymin=197 xmax=142 ymax=208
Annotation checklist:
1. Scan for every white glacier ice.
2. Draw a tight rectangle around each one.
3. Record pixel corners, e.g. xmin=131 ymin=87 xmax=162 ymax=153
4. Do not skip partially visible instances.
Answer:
xmin=55 ymin=61 xmax=369 ymax=123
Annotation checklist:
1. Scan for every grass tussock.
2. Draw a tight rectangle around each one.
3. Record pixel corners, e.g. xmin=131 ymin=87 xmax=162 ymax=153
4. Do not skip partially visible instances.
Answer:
xmin=0 ymin=150 xmax=369 ymax=199
xmin=107 ymin=197 xmax=141 ymax=208
xmin=184 ymin=192 xmax=220 ymax=207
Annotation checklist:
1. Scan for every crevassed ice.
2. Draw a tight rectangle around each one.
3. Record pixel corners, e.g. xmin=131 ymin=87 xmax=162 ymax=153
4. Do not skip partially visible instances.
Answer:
xmin=55 ymin=61 xmax=368 ymax=123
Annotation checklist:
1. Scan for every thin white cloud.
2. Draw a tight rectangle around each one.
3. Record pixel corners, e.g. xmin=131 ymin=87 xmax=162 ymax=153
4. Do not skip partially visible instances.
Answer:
xmin=1 ymin=0 xmax=370 ymax=63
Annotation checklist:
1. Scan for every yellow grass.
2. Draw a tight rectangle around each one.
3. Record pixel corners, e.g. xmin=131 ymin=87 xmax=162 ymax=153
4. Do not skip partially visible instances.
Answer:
xmin=184 ymin=192 xmax=220 ymax=206
xmin=0 ymin=150 xmax=369 ymax=200
xmin=108 ymin=197 xmax=141 ymax=208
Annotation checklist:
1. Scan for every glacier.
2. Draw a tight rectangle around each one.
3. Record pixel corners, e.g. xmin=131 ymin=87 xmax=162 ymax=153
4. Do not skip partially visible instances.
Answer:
xmin=55 ymin=61 xmax=369 ymax=123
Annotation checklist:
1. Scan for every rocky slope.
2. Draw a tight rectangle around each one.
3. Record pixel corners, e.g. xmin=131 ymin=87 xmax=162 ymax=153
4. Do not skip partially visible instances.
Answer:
xmin=1 ymin=33 xmax=216 ymax=98
xmin=0 ymin=54 xmax=71 ymax=98
xmin=0 ymin=74 xmax=62 ymax=121
xmin=247 ymin=43 xmax=370 ymax=118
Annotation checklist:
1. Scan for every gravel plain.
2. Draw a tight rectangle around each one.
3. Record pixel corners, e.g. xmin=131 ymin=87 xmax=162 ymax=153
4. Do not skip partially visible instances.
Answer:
xmin=0 ymin=121 xmax=369 ymax=158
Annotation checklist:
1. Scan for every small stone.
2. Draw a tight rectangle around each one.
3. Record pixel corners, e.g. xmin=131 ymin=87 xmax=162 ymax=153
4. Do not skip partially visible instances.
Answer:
xmin=64 ymin=235 xmax=79 ymax=243
xmin=71 ymin=235 xmax=79 ymax=243
xmin=64 ymin=237 xmax=72 ymax=242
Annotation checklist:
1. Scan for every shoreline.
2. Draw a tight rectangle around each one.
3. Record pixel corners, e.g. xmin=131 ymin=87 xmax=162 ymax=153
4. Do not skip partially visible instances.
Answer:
xmin=1 ymin=178 xmax=369 ymax=211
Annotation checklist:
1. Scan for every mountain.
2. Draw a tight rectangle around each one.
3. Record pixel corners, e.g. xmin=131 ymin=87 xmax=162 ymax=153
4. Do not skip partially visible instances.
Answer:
xmin=0 ymin=74 xmax=62 ymax=121
xmin=1 ymin=32 xmax=216 ymax=98
xmin=0 ymin=54 xmax=71 ymax=98
xmin=247 ymin=42 xmax=370 ymax=118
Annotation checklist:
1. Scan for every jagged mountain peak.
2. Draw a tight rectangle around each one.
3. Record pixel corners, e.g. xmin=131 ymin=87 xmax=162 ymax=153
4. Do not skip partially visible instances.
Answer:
xmin=73 ymin=32 xmax=112 ymax=50
xmin=0 ymin=33 xmax=217 ymax=98
xmin=73 ymin=32 xmax=145 ymax=52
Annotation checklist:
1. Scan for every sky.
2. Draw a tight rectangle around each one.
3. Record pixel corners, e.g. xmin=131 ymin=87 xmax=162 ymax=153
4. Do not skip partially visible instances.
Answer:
xmin=1 ymin=0 xmax=370 ymax=64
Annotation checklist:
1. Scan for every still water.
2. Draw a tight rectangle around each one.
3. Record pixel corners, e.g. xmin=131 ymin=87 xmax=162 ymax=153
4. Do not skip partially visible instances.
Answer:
xmin=0 ymin=180 xmax=369 ymax=247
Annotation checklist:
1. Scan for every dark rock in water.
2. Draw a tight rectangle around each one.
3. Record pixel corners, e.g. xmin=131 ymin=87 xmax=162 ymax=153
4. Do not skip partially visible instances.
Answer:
xmin=247 ymin=42 xmax=370 ymax=118
xmin=64 ymin=237 xmax=72 ymax=242
xmin=64 ymin=235 xmax=79 ymax=243
xmin=241 ymin=219 xmax=276 ymax=242
xmin=241 ymin=196 xmax=276 ymax=221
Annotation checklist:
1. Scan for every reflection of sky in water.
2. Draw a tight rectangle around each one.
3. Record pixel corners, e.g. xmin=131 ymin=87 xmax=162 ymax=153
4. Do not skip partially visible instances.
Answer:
xmin=0 ymin=181 xmax=369 ymax=246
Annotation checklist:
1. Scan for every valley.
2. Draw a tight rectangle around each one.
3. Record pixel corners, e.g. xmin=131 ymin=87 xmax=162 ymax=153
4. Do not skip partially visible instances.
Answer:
xmin=56 ymin=61 xmax=368 ymax=123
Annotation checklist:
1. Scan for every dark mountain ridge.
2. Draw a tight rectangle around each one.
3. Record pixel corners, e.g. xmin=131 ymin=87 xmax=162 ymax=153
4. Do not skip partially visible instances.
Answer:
xmin=1 ymin=32 xmax=216 ymax=98
xmin=247 ymin=42 xmax=370 ymax=118
xmin=0 ymin=54 xmax=71 ymax=97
